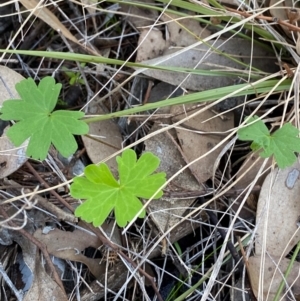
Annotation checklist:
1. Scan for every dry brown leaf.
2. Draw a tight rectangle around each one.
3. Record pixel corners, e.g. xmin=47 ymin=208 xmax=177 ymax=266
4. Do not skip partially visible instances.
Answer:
xmin=171 ymin=105 xmax=234 ymax=183
xmin=235 ymin=152 xmax=271 ymax=191
xmin=147 ymin=198 xmax=196 ymax=234
xmin=232 ymin=152 xmax=272 ymax=220
xmin=247 ymin=162 xmax=300 ymax=301
xmin=82 ymin=103 xmax=122 ymax=174
xmin=119 ymin=0 xmax=158 ymax=28
xmin=145 ymin=125 xmax=202 ymax=192
xmin=137 ymin=39 xmax=278 ymax=91
xmin=145 ymin=124 xmax=202 ymax=232
xmin=136 ymin=29 xmax=168 ymax=62
xmin=34 ymin=223 xmax=122 ymax=280
xmin=143 ymin=84 xmax=198 ymax=232
xmin=24 ymin=252 xmax=68 ymax=301
xmin=0 ymin=66 xmax=28 ymax=178
xmin=248 ymin=256 xmax=300 ymax=301
xmin=136 ymin=12 xmax=210 ymax=62
xmin=255 ymin=162 xmax=300 ymax=257
xmin=1 ymin=208 xmax=68 ymax=300
xmin=161 ymin=13 xmax=211 ymax=45
xmin=20 ymin=0 xmax=80 ymax=45
xmin=34 ymin=228 xmax=104 ymax=279
xmin=35 ymin=228 xmax=101 ymax=251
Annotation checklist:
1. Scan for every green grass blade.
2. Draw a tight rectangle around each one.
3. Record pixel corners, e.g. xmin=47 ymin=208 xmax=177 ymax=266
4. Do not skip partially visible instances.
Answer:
xmin=273 ymin=240 xmax=300 ymax=301
xmin=83 ymin=79 xmax=292 ymax=123
xmin=0 ymin=49 xmax=267 ymax=78
xmin=105 ymin=0 xmax=276 ymax=49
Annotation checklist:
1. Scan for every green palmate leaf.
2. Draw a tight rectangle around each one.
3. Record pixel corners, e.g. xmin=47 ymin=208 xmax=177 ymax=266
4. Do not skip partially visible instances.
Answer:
xmin=0 ymin=77 xmax=89 ymax=160
xmin=237 ymin=116 xmax=270 ymax=149
xmin=237 ymin=116 xmax=300 ymax=169
xmin=70 ymin=149 xmax=167 ymax=227
xmin=260 ymin=123 xmax=300 ymax=168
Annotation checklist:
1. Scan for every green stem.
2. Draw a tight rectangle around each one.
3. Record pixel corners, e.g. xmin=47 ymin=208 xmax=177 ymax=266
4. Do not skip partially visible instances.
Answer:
xmin=82 ymin=79 xmax=292 ymax=123
xmin=273 ymin=240 xmax=300 ymax=301
xmin=174 ymin=242 xmax=182 ymax=257
xmin=0 ymin=49 xmax=267 ymax=77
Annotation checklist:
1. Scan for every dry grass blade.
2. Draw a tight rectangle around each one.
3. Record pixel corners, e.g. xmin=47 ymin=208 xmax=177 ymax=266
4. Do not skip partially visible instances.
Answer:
xmin=19 ymin=0 xmax=80 ymax=45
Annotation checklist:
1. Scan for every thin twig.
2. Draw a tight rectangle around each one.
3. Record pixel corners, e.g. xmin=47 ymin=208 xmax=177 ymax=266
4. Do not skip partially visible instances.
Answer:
xmin=0 ymin=206 xmax=66 ymax=295
xmin=238 ymin=237 xmax=257 ymax=301
xmin=25 ymin=161 xmax=74 ymax=213
xmin=25 ymin=189 xmax=78 ymax=223
xmin=197 ymin=197 xmax=244 ymax=274
xmin=2 ymin=179 xmax=77 ymax=223
xmin=0 ymin=262 xmax=23 ymax=301
xmin=83 ymin=223 xmax=164 ymax=301
xmin=162 ymin=185 xmax=261 ymax=199
xmin=225 ymin=6 xmax=300 ymax=32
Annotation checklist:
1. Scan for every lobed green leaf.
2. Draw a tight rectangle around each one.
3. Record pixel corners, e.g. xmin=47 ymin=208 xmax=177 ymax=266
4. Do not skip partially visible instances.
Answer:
xmin=71 ymin=149 xmax=166 ymax=227
xmin=237 ymin=116 xmax=300 ymax=168
xmin=0 ymin=77 xmax=88 ymax=160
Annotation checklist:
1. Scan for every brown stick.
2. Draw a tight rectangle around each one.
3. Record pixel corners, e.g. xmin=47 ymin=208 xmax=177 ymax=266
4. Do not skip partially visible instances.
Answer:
xmin=225 ymin=6 xmax=300 ymax=32
xmin=25 ymin=161 xmax=74 ymax=213
xmin=0 ymin=206 xmax=66 ymax=294
xmin=238 ymin=237 xmax=257 ymax=301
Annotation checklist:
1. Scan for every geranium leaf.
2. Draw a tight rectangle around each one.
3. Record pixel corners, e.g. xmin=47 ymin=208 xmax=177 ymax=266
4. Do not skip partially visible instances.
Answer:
xmin=0 ymin=76 xmax=89 ymax=160
xmin=238 ymin=116 xmax=300 ymax=168
xmin=70 ymin=149 xmax=166 ymax=227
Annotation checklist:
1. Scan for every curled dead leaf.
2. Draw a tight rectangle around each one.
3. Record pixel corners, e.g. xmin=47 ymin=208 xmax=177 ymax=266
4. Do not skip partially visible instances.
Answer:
xmin=248 ymin=256 xmax=300 ymax=301
xmin=137 ymin=39 xmax=277 ymax=91
xmin=34 ymin=228 xmax=104 ymax=279
xmin=255 ymin=162 xmax=300 ymax=257
xmin=171 ymin=105 xmax=234 ymax=183
xmin=82 ymin=103 xmax=122 ymax=175
xmin=145 ymin=124 xmax=201 ymax=232
xmin=0 ymin=66 xmax=28 ymax=178
xmin=136 ymin=12 xmax=210 ymax=62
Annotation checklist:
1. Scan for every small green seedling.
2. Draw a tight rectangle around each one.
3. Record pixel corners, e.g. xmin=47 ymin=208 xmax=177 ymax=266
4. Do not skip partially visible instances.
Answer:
xmin=62 ymin=63 xmax=86 ymax=86
xmin=0 ymin=77 xmax=89 ymax=160
xmin=70 ymin=149 xmax=166 ymax=227
xmin=237 ymin=116 xmax=300 ymax=169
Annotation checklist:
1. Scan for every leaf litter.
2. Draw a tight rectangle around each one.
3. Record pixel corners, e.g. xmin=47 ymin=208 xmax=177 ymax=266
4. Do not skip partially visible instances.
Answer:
xmin=145 ymin=123 xmax=203 ymax=232
xmin=171 ymin=104 xmax=234 ymax=183
xmin=81 ymin=102 xmax=122 ymax=175
xmin=248 ymin=162 xmax=300 ymax=300
xmin=0 ymin=207 xmax=68 ymax=301
xmin=0 ymin=66 xmax=28 ymax=179
xmin=0 ymin=0 xmax=300 ymax=300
